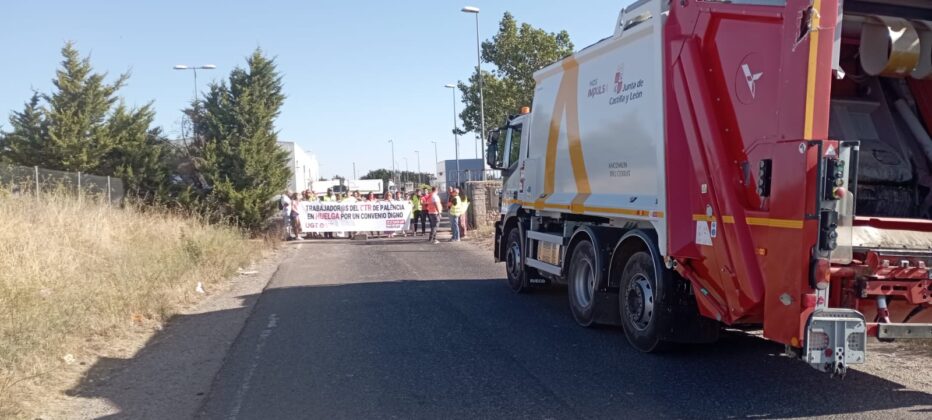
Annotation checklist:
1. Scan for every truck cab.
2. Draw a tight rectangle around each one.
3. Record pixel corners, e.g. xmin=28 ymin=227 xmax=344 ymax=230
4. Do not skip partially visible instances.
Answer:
xmin=488 ymin=111 xmax=530 ymax=214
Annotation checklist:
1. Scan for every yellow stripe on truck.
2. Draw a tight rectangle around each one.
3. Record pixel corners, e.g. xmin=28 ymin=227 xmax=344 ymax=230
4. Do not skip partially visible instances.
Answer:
xmin=537 ymin=57 xmax=594 ymax=211
xmin=804 ymin=0 xmax=822 ymax=139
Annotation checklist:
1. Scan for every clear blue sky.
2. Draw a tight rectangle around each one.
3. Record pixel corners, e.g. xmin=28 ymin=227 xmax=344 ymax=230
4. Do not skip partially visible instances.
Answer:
xmin=1 ymin=0 xmax=632 ymax=179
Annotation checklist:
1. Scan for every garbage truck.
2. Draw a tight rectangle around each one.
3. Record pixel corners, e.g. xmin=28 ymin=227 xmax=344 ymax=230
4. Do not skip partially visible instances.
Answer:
xmin=487 ymin=0 xmax=932 ymax=375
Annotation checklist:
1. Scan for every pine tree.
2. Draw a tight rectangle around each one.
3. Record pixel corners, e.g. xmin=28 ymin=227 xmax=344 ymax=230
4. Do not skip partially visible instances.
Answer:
xmin=43 ymin=42 xmax=128 ymax=172
xmin=1 ymin=42 xmax=170 ymax=200
xmin=1 ymin=92 xmax=47 ymax=166
xmin=192 ymin=49 xmax=291 ymax=230
xmin=104 ymin=103 xmax=173 ymax=201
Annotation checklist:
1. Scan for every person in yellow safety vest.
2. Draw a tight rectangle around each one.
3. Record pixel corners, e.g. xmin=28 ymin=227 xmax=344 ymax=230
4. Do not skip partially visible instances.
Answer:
xmin=410 ymin=192 xmax=424 ymax=236
xmin=449 ymin=188 xmax=467 ymax=242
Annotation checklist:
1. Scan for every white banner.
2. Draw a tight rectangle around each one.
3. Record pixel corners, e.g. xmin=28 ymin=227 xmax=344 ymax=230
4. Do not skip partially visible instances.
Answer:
xmin=299 ymin=201 xmax=412 ymax=233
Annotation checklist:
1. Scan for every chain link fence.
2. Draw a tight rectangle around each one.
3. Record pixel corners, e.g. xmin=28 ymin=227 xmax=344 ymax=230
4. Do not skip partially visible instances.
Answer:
xmin=0 ymin=163 xmax=124 ymax=204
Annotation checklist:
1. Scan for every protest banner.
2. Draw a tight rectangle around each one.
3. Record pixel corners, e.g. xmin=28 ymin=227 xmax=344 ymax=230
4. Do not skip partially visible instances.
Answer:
xmin=299 ymin=201 xmax=412 ymax=233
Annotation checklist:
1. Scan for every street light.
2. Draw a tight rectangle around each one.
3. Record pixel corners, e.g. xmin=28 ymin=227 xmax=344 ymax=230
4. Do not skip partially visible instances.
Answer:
xmin=173 ymin=64 xmax=217 ymax=104
xmin=431 ymin=141 xmax=439 ymax=185
xmin=174 ymin=64 xmax=216 ymax=157
xmin=461 ymin=6 xmax=486 ymax=180
xmin=444 ymin=84 xmax=461 ymax=187
xmin=388 ymin=139 xmax=396 ymax=186
xmin=415 ymin=150 xmax=421 ymax=186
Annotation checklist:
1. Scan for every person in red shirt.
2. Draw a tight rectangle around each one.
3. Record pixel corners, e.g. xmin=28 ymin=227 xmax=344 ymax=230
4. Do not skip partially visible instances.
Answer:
xmin=424 ymin=187 xmax=443 ymax=244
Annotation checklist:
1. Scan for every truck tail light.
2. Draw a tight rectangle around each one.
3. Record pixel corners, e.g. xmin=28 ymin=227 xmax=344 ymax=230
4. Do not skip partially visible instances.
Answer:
xmin=811 ymin=258 xmax=831 ymax=290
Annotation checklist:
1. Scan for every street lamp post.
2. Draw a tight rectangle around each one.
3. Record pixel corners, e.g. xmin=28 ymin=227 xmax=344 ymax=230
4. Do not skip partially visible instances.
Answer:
xmin=173 ymin=64 xmax=216 ymax=149
xmin=415 ymin=150 xmax=421 ymax=186
xmin=444 ymin=84 xmax=461 ymax=187
xmin=173 ymin=64 xmax=217 ymax=105
xmin=461 ymin=6 xmax=486 ymax=180
xmin=388 ymin=139 xmax=396 ymax=186
xmin=431 ymin=140 xmax=439 ymax=185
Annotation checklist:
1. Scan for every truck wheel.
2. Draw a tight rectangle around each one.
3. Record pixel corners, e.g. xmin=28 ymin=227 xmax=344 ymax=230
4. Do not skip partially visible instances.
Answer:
xmin=567 ymin=240 xmax=598 ymax=327
xmin=504 ymin=228 xmax=528 ymax=293
xmin=619 ymin=251 xmax=666 ymax=352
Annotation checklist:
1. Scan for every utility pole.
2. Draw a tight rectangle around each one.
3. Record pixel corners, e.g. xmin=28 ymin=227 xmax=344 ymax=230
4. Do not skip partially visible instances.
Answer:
xmin=353 ymin=162 xmax=357 ymax=180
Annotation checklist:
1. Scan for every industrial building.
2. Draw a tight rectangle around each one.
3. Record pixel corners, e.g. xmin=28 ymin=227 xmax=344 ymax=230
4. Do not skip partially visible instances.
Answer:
xmin=278 ymin=141 xmax=320 ymax=193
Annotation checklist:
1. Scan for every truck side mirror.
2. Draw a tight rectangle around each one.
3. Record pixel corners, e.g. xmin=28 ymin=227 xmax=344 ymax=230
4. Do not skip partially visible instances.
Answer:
xmin=487 ymin=129 xmax=501 ymax=169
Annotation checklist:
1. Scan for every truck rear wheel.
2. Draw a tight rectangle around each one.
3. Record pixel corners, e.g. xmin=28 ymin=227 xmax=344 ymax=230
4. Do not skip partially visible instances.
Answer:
xmin=619 ymin=251 xmax=666 ymax=352
xmin=504 ymin=228 xmax=528 ymax=293
xmin=567 ymin=240 xmax=598 ymax=327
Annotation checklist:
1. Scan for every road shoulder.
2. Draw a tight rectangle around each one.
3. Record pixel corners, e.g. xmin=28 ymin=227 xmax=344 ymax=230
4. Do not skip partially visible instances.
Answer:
xmin=38 ymin=246 xmax=294 ymax=419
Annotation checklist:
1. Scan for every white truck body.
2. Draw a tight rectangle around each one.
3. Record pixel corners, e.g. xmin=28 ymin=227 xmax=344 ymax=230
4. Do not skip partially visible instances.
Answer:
xmin=502 ymin=0 xmax=668 ymax=251
xmin=347 ymin=179 xmax=385 ymax=194
xmin=311 ymin=180 xmax=340 ymax=195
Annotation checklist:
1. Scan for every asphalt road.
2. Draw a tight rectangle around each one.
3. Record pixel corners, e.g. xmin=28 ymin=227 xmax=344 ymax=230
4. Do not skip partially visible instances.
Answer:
xmin=197 ymin=236 xmax=932 ymax=419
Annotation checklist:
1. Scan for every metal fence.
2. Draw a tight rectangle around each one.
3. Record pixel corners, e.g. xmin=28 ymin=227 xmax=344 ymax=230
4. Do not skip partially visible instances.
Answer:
xmin=0 ymin=163 xmax=124 ymax=204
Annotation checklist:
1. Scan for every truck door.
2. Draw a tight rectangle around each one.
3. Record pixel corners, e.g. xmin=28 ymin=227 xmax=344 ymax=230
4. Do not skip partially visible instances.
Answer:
xmin=501 ymin=122 xmax=525 ymax=209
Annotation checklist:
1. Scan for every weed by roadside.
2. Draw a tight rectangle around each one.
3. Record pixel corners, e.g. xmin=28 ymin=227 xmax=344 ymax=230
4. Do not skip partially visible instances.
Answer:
xmin=0 ymin=192 xmax=269 ymax=417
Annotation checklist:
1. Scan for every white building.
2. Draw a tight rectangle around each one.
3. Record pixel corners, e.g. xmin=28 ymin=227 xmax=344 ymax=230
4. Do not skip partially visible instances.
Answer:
xmin=278 ymin=141 xmax=320 ymax=193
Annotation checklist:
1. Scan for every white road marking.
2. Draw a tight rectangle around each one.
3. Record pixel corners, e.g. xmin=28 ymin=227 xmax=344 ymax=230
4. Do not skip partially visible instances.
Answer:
xmin=227 ymin=313 xmax=278 ymax=420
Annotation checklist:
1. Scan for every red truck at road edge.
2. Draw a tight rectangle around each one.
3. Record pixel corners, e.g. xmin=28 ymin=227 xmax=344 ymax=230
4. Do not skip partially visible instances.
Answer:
xmin=488 ymin=0 xmax=932 ymax=375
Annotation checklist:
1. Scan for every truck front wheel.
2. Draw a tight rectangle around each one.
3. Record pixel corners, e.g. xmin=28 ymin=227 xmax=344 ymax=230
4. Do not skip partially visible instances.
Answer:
xmin=504 ymin=228 xmax=528 ymax=293
xmin=619 ymin=251 xmax=666 ymax=352
xmin=567 ymin=240 xmax=598 ymax=327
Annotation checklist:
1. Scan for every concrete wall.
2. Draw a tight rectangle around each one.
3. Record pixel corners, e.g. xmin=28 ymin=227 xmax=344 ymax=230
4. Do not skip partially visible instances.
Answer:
xmin=465 ymin=180 xmax=502 ymax=232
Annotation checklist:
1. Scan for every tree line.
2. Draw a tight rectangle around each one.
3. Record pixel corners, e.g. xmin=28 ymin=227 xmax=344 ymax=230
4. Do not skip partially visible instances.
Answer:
xmin=0 ymin=43 xmax=289 ymax=231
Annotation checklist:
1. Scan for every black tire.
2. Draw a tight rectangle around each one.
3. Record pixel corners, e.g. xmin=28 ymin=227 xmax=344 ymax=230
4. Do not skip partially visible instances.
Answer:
xmin=618 ymin=251 xmax=668 ymax=352
xmin=567 ymin=240 xmax=598 ymax=327
xmin=504 ymin=228 xmax=528 ymax=293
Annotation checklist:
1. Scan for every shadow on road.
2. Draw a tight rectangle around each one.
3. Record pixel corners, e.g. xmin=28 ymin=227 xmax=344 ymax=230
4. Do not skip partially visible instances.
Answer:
xmin=69 ymin=279 xmax=932 ymax=419
xmin=63 ymin=294 xmax=261 ymax=419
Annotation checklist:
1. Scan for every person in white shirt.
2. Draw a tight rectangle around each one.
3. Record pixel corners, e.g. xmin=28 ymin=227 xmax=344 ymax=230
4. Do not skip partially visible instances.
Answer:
xmin=281 ymin=191 xmax=293 ymax=240
xmin=425 ymin=187 xmax=443 ymax=244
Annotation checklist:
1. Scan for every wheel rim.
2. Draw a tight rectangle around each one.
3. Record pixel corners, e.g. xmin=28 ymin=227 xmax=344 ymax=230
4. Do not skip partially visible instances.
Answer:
xmin=506 ymin=240 xmax=522 ymax=280
xmin=573 ymin=258 xmax=596 ymax=309
xmin=625 ymin=274 xmax=654 ymax=331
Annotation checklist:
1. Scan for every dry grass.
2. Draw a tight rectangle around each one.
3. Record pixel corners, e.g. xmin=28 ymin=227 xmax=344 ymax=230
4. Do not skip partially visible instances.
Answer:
xmin=0 ymin=192 xmax=269 ymax=417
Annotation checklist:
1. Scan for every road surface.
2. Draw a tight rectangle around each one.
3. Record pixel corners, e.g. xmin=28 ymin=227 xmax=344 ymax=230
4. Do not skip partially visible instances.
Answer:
xmin=197 ymin=237 xmax=932 ymax=419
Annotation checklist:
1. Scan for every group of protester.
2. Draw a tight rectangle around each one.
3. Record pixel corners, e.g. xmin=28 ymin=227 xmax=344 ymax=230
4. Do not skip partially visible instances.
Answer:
xmin=280 ymin=186 xmax=470 ymax=243
xmin=408 ymin=186 xmax=469 ymax=243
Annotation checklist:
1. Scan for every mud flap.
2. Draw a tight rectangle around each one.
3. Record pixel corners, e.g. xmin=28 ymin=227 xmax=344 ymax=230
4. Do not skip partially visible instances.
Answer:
xmin=804 ymin=309 xmax=867 ymax=377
